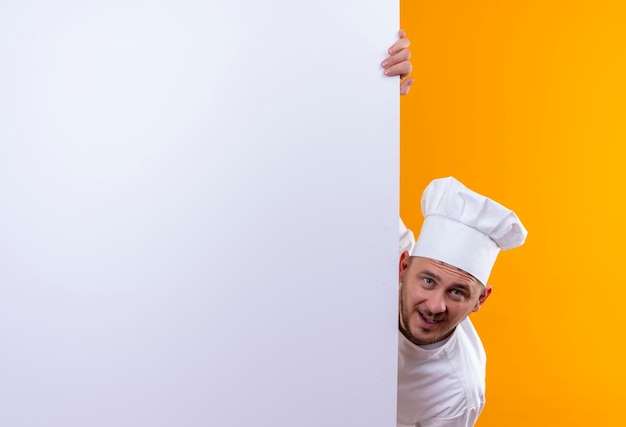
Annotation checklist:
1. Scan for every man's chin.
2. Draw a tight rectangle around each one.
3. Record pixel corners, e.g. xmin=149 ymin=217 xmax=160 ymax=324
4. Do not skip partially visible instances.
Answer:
xmin=406 ymin=323 xmax=454 ymax=346
xmin=410 ymin=333 xmax=440 ymax=346
xmin=401 ymin=327 xmax=438 ymax=346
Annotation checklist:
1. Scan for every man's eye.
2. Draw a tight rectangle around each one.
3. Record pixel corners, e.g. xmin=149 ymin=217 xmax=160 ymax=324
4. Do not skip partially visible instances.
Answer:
xmin=422 ymin=278 xmax=434 ymax=285
xmin=449 ymin=289 xmax=465 ymax=298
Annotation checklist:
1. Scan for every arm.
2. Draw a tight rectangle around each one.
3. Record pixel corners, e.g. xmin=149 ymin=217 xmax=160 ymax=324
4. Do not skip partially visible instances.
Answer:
xmin=418 ymin=406 xmax=483 ymax=427
xmin=382 ymin=29 xmax=414 ymax=95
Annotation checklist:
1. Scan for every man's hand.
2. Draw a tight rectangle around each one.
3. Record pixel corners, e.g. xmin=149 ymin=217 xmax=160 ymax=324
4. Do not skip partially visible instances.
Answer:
xmin=382 ymin=30 xmax=414 ymax=95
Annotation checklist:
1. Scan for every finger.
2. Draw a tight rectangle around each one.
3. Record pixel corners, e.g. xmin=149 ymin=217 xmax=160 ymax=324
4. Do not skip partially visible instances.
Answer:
xmin=398 ymin=29 xmax=407 ymax=39
xmin=388 ymin=37 xmax=411 ymax=55
xmin=400 ymin=78 xmax=414 ymax=96
xmin=382 ymin=48 xmax=411 ymax=68
xmin=384 ymin=61 xmax=412 ymax=79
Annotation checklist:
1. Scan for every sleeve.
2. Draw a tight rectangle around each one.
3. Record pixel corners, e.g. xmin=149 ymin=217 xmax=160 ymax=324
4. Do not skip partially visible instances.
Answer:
xmin=417 ymin=405 xmax=482 ymax=427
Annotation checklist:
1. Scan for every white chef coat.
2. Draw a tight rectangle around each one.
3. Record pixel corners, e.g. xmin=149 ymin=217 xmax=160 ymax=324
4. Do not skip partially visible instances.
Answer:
xmin=397 ymin=318 xmax=486 ymax=427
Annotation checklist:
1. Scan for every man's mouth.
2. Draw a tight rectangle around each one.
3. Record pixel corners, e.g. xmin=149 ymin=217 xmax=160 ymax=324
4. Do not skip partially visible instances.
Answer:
xmin=419 ymin=312 xmax=442 ymax=324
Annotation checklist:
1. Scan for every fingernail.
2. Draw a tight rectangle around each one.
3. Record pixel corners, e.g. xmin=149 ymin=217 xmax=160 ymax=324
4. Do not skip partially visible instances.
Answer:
xmin=382 ymin=61 xmax=388 ymax=67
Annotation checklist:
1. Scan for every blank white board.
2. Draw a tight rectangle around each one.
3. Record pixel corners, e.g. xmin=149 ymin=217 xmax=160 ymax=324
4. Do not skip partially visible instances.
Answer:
xmin=0 ymin=1 xmax=399 ymax=426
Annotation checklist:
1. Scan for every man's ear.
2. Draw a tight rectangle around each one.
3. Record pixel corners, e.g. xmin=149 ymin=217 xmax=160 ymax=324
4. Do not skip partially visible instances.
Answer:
xmin=399 ymin=251 xmax=410 ymax=282
xmin=472 ymin=285 xmax=492 ymax=313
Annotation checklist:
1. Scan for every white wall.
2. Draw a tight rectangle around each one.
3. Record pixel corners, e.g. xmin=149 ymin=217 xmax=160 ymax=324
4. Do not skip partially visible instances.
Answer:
xmin=0 ymin=1 xmax=399 ymax=426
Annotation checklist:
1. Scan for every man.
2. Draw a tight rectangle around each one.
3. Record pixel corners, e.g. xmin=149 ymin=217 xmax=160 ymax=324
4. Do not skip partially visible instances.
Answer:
xmin=398 ymin=177 xmax=528 ymax=427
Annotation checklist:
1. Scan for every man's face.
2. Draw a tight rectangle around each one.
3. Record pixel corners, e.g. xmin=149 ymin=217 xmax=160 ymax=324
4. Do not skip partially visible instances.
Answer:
xmin=399 ymin=256 xmax=491 ymax=346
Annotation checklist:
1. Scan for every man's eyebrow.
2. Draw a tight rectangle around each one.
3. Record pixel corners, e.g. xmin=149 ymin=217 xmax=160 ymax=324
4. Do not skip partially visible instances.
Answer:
xmin=419 ymin=270 xmax=475 ymax=293
xmin=418 ymin=270 xmax=441 ymax=282
xmin=452 ymin=283 xmax=473 ymax=294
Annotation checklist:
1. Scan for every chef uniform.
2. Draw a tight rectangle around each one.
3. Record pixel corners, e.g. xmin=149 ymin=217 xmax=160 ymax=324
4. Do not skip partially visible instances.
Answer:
xmin=397 ymin=177 xmax=527 ymax=427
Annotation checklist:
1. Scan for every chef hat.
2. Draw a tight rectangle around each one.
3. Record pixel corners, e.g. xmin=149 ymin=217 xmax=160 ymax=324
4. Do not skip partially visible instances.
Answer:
xmin=411 ymin=177 xmax=527 ymax=285
xmin=399 ymin=217 xmax=415 ymax=256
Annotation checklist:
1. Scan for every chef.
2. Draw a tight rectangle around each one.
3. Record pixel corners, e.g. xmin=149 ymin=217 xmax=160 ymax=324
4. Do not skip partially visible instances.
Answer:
xmin=397 ymin=177 xmax=527 ymax=427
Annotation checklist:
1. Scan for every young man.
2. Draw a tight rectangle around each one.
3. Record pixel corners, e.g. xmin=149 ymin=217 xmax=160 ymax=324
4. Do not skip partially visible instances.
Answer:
xmin=398 ymin=177 xmax=527 ymax=427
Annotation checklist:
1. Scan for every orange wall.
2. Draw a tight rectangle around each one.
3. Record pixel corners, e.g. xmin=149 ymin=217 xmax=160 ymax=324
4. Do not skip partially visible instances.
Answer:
xmin=400 ymin=1 xmax=626 ymax=426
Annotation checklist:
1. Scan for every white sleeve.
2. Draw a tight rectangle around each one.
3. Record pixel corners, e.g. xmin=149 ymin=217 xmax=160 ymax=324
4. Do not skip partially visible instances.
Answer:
xmin=417 ymin=405 xmax=481 ymax=427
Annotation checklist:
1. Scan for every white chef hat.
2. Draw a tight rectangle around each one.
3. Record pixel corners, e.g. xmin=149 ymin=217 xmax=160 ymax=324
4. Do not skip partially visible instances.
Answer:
xmin=411 ymin=177 xmax=527 ymax=285
xmin=399 ymin=217 xmax=415 ymax=256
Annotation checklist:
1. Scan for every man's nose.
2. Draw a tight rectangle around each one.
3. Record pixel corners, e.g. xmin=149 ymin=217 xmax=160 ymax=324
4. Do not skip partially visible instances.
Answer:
xmin=425 ymin=291 xmax=446 ymax=314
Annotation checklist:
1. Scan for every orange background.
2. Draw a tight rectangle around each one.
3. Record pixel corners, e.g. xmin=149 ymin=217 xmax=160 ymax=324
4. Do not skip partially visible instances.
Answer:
xmin=399 ymin=1 xmax=626 ymax=426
